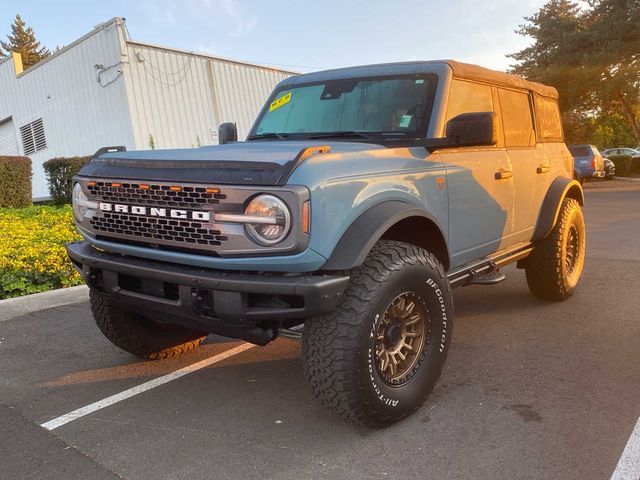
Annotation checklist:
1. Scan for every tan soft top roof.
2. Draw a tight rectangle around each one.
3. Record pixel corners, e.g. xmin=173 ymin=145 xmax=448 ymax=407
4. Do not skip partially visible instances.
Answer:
xmin=445 ymin=60 xmax=558 ymax=98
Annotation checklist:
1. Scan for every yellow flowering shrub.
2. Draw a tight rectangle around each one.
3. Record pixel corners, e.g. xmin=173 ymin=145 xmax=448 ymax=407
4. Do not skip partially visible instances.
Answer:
xmin=0 ymin=205 xmax=83 ymax=299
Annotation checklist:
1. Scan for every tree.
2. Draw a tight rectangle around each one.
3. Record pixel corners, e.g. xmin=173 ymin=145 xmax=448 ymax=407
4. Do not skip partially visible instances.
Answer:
xmin=1 ymin=14 xmax=50 ymax=69
xmin=585 ymin=0 xmax=640 ymax=142
xmin=509 ymin=0 xmax=640 ymax=143
xmin=591 ymin=113 xmax=636 ymax=149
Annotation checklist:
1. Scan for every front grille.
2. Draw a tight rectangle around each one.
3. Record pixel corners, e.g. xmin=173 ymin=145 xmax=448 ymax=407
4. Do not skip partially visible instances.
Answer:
xmin=91 ymin=212 xmax=228 ymax=247
xmin=86 ymin=182 xmax=227 ymax=209
xmin=85 ymin=181 xmax=231 ymax=250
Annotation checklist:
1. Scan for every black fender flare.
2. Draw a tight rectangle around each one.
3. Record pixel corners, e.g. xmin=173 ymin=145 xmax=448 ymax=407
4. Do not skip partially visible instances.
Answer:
xmin=532 ymin=177 xmax=585 ymax=242
xmin=322 ymin=200 xmax=449 ymax=270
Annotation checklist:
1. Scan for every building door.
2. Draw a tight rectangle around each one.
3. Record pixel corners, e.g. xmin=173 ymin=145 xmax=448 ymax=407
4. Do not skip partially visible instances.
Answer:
xmin=0 ymin=119 xmax=19 ymax=156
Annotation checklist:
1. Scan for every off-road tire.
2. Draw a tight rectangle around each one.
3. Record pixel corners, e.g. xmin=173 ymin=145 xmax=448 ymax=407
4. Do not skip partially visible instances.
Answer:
xmin=302 ymin=241 xmax=453 ymax=428
xmin=90 ymin=289 xmax=207 ymax=359
xmin=525 ymin=198 xmax=585 ymax=301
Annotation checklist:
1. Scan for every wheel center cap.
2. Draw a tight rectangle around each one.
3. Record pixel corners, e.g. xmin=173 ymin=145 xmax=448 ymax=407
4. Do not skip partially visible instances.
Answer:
xmin=384 ymin=323 xmax=402 ymax=348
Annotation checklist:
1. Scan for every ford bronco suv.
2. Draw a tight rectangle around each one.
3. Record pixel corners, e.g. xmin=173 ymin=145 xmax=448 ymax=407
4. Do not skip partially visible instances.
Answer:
xmin=68 ymin=60 xmax=586 ymax=427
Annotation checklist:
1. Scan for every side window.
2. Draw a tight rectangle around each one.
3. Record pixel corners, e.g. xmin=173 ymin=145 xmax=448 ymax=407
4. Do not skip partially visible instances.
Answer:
xmin=534 ymin=95 xmax=563 ymax=141
xmin=445 ymin=79 xmax=493 ymax=123
xmin=498 ymin=89 xmax=535 ymax=148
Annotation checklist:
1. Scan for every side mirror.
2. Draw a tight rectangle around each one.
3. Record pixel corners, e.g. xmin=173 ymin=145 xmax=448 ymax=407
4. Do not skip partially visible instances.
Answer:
xmin=446 ymin=112 xmax=497 ymax=147
xmin=218 ymin=122 xmax=238 ymax=145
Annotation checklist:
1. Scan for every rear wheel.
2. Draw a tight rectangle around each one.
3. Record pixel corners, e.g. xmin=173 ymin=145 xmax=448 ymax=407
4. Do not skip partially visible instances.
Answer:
xmin=90 ymin=290 xmax=207 ymax=359
xmin=302 ymin=241 xmax=453 ymax=427
xmin=525 ymin=198 xmax=585 ymax=301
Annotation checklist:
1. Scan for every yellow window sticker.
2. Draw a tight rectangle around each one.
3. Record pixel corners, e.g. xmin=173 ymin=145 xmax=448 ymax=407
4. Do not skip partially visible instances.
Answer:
xmin=269 ymin=92 xmax=292 ymax=112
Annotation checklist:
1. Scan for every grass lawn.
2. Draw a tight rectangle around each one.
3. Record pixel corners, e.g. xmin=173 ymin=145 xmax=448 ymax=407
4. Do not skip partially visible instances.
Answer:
xmin=0 ymin=205 xmax=82 ymax=299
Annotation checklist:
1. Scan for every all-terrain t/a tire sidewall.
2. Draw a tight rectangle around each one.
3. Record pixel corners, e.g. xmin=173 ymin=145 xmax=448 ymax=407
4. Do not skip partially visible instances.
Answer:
xmin=562 ymin=202 xmax=586 ymax=291
xmin=90 ymin=289 xmax=207 ymax=359
xmin=358 ymin=264 xmax=452 ymax=422
xmin=525 ymin=197 xmax=586 ymax=301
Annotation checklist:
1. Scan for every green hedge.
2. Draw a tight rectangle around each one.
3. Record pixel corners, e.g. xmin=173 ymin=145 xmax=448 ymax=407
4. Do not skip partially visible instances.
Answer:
xmin=0 ymin=156 xmax=32 ymax=208
xmin=43 ymin=156 xmax=90 ymax=204
xmin=607 ymin=155 xmax=637 ymax=177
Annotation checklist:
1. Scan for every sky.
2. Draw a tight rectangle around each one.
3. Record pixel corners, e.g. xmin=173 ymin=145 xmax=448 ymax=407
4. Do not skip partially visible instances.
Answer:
xmin=1 ymin=0 xmax=547 ymax=73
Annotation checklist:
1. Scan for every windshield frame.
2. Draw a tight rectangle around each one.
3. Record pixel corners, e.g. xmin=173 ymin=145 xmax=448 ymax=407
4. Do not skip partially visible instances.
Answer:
xmin=247 ymin=73 xmax=439 ymax=145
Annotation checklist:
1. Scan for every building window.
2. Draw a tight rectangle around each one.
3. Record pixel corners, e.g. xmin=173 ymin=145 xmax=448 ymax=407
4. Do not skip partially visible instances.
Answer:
xmin=20 ymin=118 xmax=47 ymax=155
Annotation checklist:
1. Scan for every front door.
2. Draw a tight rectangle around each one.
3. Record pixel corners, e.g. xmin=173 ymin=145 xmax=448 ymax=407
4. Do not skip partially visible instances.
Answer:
xmin=440 ymin=148 xmax=514 ymax=268
xmin=440 ymin=79 xmax=514 ymax=269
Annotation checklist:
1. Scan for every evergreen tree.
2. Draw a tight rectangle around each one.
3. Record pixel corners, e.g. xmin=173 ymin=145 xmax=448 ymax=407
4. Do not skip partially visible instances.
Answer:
xmin=1 ymin=14 xmax=51 ymax=69
xmin=509 ymin=0 xmax=640 ymax=143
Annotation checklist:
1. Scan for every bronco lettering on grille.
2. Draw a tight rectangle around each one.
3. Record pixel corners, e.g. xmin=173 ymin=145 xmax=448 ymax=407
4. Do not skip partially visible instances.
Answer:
xmin=98 ymin=202 xmax=211 ymax=221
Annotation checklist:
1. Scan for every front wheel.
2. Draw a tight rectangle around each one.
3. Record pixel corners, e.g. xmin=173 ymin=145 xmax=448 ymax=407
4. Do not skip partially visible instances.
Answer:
xmin=524 ymin=198 xmax=586 ymax=301
xmin=90 ymin=290 xmax=207 ymax=359
xmin=302 ymin=241 xmax=453 ymax=427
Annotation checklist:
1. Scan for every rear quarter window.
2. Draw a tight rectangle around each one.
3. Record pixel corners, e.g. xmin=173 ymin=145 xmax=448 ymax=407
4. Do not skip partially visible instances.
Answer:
xmin=534 ymin=95 xmax=563 ymax=142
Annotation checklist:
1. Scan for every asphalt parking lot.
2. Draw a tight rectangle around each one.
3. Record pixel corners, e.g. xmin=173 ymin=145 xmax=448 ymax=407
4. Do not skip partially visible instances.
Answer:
xmin=1 ymin=183 xmax=639 ymax=480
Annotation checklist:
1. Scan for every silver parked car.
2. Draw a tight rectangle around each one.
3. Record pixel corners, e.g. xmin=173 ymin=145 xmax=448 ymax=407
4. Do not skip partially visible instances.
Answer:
xmin=602 ymin=147 xmax=640 ymax=158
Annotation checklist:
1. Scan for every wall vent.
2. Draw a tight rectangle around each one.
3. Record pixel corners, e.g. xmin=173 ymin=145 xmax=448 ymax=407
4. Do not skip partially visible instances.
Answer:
xmin=19 ymin=118 xmax=46 ymax=155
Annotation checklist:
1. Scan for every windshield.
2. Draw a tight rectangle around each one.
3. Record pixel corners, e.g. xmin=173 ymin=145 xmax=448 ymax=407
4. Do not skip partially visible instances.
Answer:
xmin=249 ymin=75 xmax=437 ymax=142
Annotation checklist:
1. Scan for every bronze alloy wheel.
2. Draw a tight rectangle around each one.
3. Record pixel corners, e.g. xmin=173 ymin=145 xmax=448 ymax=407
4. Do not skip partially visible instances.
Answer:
xmin=374 ymin=292 xmax=429 ymax=386
xmin=565 ymin=224 xmax=580 ymax=275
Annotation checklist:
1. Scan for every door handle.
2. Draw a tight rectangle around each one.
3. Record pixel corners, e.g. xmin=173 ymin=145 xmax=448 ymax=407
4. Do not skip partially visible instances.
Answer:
xmin=495 ymin=170 xmax=513 ymax=180
xmin=537 ymin=166 xmax=550 ymax=174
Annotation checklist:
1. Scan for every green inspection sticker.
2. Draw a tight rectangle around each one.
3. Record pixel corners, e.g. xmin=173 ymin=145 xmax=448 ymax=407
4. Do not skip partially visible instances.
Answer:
xmin=399 ymin=115 xmax=412 ymax=128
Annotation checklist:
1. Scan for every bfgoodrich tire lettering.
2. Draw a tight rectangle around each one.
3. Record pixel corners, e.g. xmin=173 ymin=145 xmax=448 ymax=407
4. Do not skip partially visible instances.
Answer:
xmin=90 ymin=289 xmax=207 ymax=359
xmin=525 ymin=197 xmax=586 ymax=301
xmin=302 ymin=240 xmax=453 ymax=427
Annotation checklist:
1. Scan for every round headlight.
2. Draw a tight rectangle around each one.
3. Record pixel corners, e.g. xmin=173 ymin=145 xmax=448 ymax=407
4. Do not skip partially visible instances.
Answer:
xmin=72 ymin=183 xmax=88 ymax=222
xmin=244 ymin=194 xmax=291 ymax=245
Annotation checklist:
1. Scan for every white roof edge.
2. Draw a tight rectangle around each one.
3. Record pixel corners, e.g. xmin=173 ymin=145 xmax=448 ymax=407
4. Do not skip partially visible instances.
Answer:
xmin=8 ymin=17 xmax=124 ymax=78
xmin=125 ymin=39 xmax=299 ymax=75
xmin=2 ymin=15 xmax=298 ymax=78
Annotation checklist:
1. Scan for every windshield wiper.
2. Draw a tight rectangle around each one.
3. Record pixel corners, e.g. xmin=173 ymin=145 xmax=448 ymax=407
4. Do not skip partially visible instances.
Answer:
xmin=308 ymin=131 xmax=377 ymax=141
xmin=247 ymin=132 xmax=289 ymax=140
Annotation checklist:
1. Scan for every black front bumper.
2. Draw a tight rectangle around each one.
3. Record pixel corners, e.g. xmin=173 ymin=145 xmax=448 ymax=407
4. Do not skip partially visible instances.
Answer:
xmin=67 ymin=241 xmax=349 ymax=341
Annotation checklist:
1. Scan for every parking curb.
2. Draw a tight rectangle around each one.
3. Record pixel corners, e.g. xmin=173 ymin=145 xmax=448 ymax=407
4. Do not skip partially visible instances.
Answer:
xmin=0 ymin=285 xmax=89 ymax=322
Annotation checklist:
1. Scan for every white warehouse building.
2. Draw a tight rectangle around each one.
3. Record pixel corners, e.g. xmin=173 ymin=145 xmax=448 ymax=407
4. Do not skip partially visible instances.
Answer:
xmin=0 ymin=17 xmax=294 ymax=199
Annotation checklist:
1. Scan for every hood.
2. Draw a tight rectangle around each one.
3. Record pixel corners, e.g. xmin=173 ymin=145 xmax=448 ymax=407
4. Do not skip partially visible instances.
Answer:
xmin=79 ymin=141 xmax=384 ymax=186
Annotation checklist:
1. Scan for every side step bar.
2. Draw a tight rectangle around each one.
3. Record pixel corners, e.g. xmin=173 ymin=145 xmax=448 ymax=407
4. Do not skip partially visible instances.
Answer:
xmin=447 ymin=245 xmax=533 ymax=288
xmin=470 ymin=270 xmax=506 ymax=285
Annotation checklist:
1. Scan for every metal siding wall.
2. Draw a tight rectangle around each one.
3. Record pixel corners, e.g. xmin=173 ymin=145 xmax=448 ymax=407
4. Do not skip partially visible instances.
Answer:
xmin=124 ymin=43 xmax=220 ymax=149
xmin=0 ymin=20 xmax=135 ymax=198
xmin=212 ymin=60 xmax=291 ymax=139
xmin=124 ymin=42 xmax=293 ymax=148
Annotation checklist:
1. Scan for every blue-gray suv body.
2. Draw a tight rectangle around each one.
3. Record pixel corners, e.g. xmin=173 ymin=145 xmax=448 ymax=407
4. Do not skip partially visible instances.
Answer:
xmin=68 ymin=60 xmax=586 ymax=426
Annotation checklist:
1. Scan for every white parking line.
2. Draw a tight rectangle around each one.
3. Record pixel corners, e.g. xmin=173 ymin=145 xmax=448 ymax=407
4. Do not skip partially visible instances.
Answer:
xmin=41 ymin=342 xmax=255 ymax=431
xmin=611 ymin=417 xmax=640 ymax=480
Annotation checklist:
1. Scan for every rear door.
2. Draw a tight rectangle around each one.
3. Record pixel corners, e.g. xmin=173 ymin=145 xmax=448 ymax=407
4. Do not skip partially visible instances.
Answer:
xmin=439 ymin=79 xmax=514 ymax=268
xmin=497 ymin=88 xmax=549 ymax=243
